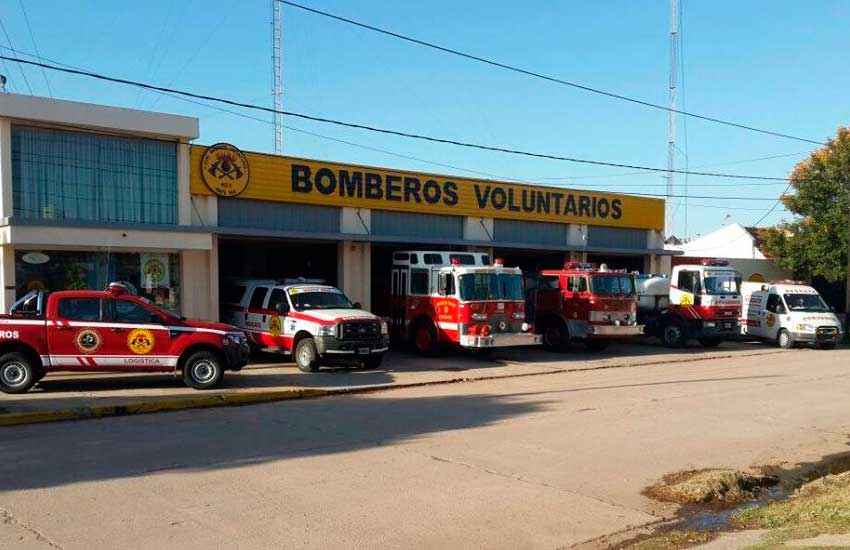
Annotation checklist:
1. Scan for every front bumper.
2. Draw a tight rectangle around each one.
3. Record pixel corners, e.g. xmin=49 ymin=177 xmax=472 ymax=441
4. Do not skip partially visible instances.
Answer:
xmin=695 ymin=319 xmax=740 ymax=337
xmin=459 ymin=332 xmax=541 ymax=348
xmin=315 ymin=335 xmax=390 ymax=356
xmin=224 ymin=341 xmax=250 ymax=369
xmin=791 ymin=329 xmax=843 ymax=344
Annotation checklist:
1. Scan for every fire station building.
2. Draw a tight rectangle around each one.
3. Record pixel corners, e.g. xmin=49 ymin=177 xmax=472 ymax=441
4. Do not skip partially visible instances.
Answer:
xmin=0 ymin=94 xmax=670 ymax=321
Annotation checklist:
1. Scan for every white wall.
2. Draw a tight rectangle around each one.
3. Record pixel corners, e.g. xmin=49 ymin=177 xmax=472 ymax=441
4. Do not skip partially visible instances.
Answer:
xmin=338 ymin=241 xmax=371 ymax=309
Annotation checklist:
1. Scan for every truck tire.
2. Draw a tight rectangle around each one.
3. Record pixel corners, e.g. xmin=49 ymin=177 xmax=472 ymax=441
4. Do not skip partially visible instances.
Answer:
xmin=361 ymin=353 xmax=384 ymax=369
xmin=182 ymin=350 xmax=224 ymax=389
xmin=0 ymin=352 xmax=37 ymax=394
xmin=413 ymin=319 xmax=439 ymax=356
xmin=295 ymin=337 xmax=321 ymax=372
xmin=661 ymin=319 xmax=689 ymax=348
xmin=542 ymin=320 xmax=569 ymax=352
xmin=777 ymin=329 xmax=794 ymax=349
xmin=698 ymin=338 xmax=722 ymax=348
xmin=584 ymin=339 xmax=609 ymax=352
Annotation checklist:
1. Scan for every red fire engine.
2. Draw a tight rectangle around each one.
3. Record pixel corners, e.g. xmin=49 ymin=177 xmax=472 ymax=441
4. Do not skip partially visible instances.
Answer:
xmin=389 ymin=251 xmax=541 ymax=354
xmin=526 ymin=262 xmax=643 ymax=351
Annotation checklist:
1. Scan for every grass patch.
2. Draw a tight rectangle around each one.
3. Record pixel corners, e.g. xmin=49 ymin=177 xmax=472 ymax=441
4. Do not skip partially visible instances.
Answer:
xmin=626 ymin=530 xmax=716 ymax=550
xmin=733 ymin=472 xmax=850 ymax=549
xmin=645 ymin=469 xmax=778 ymax=506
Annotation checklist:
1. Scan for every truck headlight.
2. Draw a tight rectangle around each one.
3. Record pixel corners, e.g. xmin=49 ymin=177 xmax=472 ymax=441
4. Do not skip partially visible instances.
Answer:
xmin=521 ymin=322 xmax=530 ymax=332
xmin=381 ymin=321 xmax=388 ymax=335
xmin=796 ymin=324 xmax=814 ymax=332
xmin=705 ymin=321 xmax=717 ymax=328
xmin=222 ymin=332 xmax=246 ymax=346
xmin=318 ymin=324 xmax=336 ymax=337
xmin=471 ymin=313 xmax=487 ymax=321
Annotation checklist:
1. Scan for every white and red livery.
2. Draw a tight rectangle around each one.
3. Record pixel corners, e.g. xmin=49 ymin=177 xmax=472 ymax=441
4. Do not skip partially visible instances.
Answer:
xmin=389 ymin=251 xmax=541 ymax=354
xmin=0 ymin=283 xmax=248 ymax=394
xmin=221 ymin=279 xmax=389 ymax=372
xmin=527 ymin=262 xmax=643 ymax=352
xmin=636 ymin=259 xmax=743 ymax=347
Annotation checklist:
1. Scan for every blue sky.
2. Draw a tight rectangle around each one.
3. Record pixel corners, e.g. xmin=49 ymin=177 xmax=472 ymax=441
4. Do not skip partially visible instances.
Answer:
xmin=1 ymin=0 xmax=848 ymax=237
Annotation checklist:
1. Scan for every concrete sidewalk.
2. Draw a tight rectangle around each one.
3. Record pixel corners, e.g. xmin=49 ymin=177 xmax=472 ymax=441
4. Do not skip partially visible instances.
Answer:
xmin=0 ymin=341 xmax=787 ymax=426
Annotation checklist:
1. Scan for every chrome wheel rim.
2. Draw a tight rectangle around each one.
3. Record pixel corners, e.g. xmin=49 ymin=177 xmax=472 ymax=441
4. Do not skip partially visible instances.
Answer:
xmin=192 ymin=360 xmax=216 ymax=383
xmin=1 ymin=362 xmax=27 ymax=387
xmin=779 ymin=333 xmax=789 ymax=347
xmin=299 ymin=346 xmax=312 ymax=366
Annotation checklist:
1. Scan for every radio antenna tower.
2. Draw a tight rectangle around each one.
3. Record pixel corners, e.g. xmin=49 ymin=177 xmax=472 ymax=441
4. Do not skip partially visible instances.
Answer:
xmin=666 ymin=0 xmax=679 ymax=234
xmin=272 ymin=0 xmax=283 ymax=154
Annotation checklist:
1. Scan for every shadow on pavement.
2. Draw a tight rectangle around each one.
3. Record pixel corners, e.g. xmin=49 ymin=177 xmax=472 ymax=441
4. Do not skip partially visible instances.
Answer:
xmin=0 ymin=392 xmax=551 ymax=492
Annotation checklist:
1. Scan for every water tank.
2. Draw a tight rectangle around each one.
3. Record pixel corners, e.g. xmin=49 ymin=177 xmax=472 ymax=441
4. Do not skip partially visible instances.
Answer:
xmin=635 ymin=274 xmax=670 ymax=311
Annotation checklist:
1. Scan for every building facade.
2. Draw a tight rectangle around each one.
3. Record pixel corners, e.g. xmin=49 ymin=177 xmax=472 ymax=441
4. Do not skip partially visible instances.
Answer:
xmin=1 ymin=94 xmax=671 ymax=321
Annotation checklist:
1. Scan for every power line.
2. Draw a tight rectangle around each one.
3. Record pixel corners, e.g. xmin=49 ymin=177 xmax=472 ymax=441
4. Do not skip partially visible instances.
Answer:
xmin=16 ymin=0 xmax=51 ymax=97
xmin=0 ymin=15 xmax=33 ymax=94
xmin=0 ymin=54 xmax=799 ymax=187
xmin=278 ymin=0 xmax=824 ymax=146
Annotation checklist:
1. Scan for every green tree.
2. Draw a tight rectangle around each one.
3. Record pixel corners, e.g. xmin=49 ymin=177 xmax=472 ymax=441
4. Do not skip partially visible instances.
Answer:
xmin=761 ymin=127 xmax=850 ymax=283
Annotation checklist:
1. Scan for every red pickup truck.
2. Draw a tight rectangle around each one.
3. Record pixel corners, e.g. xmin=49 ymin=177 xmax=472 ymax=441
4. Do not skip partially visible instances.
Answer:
xmin=0 ymin=283 xmax=249 ymax=394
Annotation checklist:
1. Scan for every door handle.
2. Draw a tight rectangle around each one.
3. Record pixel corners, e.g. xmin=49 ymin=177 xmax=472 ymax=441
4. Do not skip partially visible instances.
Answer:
xmin=262 ymin=315 xmax=267 ymax=322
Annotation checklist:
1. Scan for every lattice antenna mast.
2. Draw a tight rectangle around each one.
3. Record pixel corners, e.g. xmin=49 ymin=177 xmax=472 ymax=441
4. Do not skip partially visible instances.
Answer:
xmin=666 ymin=0 xmax=679 ymax=234
xmin=273 ymin=0 xmax=283 ymax=154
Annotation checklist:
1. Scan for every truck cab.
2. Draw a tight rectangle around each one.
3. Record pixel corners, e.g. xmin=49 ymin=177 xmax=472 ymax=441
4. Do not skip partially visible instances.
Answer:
xmin=221 ymin=278 xmax=389 ymax=372
xmin=0 ymin=283 xmax=249 ymax=394
xmin=636 ymin=259 xmax=743 ymax=347
xmin=527 ymin=262 xmax=643 ymax=352
xmin=741 ymin=281 xmax=843 ymax=349
xmin=390 ymin=251 xmax=540 ymax=355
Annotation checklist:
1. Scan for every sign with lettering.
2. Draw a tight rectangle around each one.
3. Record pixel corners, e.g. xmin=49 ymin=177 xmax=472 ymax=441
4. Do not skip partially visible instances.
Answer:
xmin=190 ymin=145 xmax=664 ymax=231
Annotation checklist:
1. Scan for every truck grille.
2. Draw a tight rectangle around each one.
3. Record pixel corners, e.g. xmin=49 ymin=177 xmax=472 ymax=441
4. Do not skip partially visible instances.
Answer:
xmin=339 ymin=320 xmax=380 ymax=341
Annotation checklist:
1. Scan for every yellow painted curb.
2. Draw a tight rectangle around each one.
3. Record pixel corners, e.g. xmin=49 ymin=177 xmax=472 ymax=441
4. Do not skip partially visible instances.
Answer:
xmin=0 ymin=388 xmax=331 ymax=427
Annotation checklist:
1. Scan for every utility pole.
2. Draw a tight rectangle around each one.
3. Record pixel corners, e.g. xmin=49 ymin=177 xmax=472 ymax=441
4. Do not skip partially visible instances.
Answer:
xmin=272 ymin=0 xmax=283 ymax=154
xmin=666 ymin=0 xmax=679 ymax=235
xmin=845 ymin=179 xmax=850 ymax=330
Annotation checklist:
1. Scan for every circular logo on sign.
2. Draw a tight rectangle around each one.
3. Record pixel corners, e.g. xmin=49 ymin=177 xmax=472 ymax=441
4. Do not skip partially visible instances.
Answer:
xmin=127 ymin=329 xmax=155 ymax=355
xmin=766 ymin=313 xmax=776 ymax=328
xmin=201 ymin=143 xmax=250 ymax=197
xmin=680 ymin=294 xmax=694 ymax=306
xmin=75 ymin=329 xmax=102 ymax=354
xmin=269 ymin=315 xmax=282 ymax=337
xmin=143 ymin=258 xmax=166 ymax=285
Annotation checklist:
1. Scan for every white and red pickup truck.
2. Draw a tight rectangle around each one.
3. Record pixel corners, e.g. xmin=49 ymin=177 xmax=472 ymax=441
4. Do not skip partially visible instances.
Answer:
xmin=0 ymin=283 xmax=249 ymax=394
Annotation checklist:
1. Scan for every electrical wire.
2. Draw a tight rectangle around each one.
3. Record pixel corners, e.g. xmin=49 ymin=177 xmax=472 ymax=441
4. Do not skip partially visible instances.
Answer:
xmin=16 ymin=0 xmax=51 ymax=97
xmin=0 ymin=54 xmax=801 ymax=188
xmin=0 ymin=15 xmax=33 ymax=94
xmin=278 ymin=0 xmax=824 ymax=146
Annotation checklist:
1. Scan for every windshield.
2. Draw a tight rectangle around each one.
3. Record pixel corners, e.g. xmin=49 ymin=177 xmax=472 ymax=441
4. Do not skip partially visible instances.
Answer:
xmin=290 ymin=290 xmax=354 ymax=311
xmin=703 ymin=271 xmax=742 ymax=295
xmin=590 ymin=275 xmax=635 ymax=296
xmin=783 ymin=293 xmax=830 ymax=313
xmin=459 ymin=273 xmax=523 ymax=301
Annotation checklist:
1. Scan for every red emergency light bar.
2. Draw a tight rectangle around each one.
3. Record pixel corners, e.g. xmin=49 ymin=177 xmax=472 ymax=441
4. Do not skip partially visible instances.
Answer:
xmin=106 ymin=282 xmax=129 ymax=295
xmin=563 ymin=261 xmax=598 ymax=271
xmin=450 ymin=257 xmax=462 ymax=266
xmin=769 ymin=279 xmax=806 ymax=286
xmin=699 ymin=258 xmax=730 ymax=267
xmin=493 ymin=258 xmax=504 ymax=267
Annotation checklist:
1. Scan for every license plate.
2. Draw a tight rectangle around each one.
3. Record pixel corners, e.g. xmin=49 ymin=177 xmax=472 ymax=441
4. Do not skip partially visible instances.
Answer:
xmin=357 ymin=347 xmax=370 ymax=355
xmin=723 ymin=322 xmax=732 ymax=329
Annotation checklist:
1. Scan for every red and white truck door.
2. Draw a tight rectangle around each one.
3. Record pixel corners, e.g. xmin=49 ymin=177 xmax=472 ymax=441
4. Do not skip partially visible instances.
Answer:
xmin=390 ymin=267 xmax=408 ymax=340
xmin=266 ymin=288 xmax=291 ymax=351
xmin=761 ymin=292 xmax=784 ymax=341
xmin=47 ymin=296 xmax=107 ymax=369
xmin=245 ymin=286 xmax=271 ymax=346
xmin=101 ymin=298 xmax=174 ymax=369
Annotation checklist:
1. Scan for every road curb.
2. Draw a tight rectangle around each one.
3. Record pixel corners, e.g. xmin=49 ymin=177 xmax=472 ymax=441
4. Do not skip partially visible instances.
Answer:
xmin=0 ymin=348 xmax=789 ymax=427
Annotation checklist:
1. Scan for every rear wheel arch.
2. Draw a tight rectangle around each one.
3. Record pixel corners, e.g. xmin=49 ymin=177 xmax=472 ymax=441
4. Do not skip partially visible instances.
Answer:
xmin=0 ymin=342 xmax=43 ymax=372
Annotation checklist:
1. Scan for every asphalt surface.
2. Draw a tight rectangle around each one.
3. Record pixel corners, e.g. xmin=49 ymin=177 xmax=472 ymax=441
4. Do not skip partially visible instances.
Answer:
xmin=1 ymin=345 xmax=849 ymax=549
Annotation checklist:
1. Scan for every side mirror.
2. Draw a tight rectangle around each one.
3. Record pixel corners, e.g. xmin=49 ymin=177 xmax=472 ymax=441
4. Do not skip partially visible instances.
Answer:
xmin=438 ymin=275 xmax=448 ymax=295
xmin=353 ymin=302 xmax=362 ymax=310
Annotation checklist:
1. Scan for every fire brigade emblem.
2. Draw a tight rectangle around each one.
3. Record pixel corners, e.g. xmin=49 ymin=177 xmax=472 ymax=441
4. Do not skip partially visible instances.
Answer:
xmin=766 ymin=313 xmax=776 ymax=328
xmin=127 ymin=329 xmax=155 ymax=355
xmin=269 ymin=315 xmax=282 ymax=337
xmin=680 ymin=294 xmax=694 ymax=306
xmin=201 ymin=143 xmax=250 ymax=197
xmin=143 ymin=258 xmax=166 ymax=285
xmin=75 ymin=329 xmax=102 ymax=354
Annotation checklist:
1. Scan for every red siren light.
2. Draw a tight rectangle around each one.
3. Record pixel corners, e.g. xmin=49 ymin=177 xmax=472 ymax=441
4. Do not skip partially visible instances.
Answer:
xmin=563 ymin=261 xmax=597 ymax=271
xmin=106 ymin=282 xmax=128 ymax=295
xmin=450 ymin=257 xmax=462 ymax=266
xmin=700 ymin=258 xmax=730 ymax=267
xmin=493 ymin=258 xmax=505 ymax=266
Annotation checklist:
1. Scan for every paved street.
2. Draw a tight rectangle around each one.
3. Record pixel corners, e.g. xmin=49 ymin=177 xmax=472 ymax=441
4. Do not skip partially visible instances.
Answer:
xmin=1 ymin=346 xmax=849 ymax=549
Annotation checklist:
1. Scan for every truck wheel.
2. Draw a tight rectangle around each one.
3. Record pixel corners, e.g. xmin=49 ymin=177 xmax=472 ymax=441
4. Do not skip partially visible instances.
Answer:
xmin=777 ymin=329 xmax=794 ymax=349
xmin=662 ymin=319 xmax=688 ymax=348
xmin=698 ymin=338 xmax=722 ymax=348
xmin=584 ymin=339 xmax=609 ymax=352
xmin=295 ymin=338 xmax=321 ymax=372
xmin=413 ymin=320 xmax=438 ymax=356
xmin=361 ymin=354 xmax=384 ymax=369
xmin=542 ymin=321 xmax=569 ymax=352
xmin=182 ymin=351 xmax=224 ymax=389
xmin=0 ymin=352 xmax=37 ymax=394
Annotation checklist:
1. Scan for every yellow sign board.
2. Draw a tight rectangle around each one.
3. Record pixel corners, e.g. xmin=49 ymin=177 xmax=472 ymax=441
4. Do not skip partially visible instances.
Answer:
xmin=190 ymin=144 xmax=665 ymax=231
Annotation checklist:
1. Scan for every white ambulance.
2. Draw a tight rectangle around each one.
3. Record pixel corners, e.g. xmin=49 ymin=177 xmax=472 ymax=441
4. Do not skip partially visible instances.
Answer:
xmin=222 ymin=278 xmax=389 ymax=372
xmin=741 ymin=281 xmax=843 ymax=349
